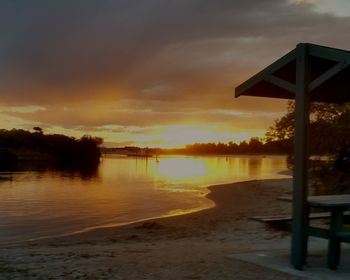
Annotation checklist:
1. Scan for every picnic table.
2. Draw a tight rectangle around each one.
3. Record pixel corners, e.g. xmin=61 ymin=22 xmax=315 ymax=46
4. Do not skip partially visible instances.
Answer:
xmin=280 ymin=194 xmax=350 ymax=269
xmin=308 ymin=195 xmax=350 ymax=269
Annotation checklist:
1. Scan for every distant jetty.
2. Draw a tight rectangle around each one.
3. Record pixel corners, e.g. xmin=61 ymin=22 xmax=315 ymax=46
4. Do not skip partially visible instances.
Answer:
xmin=102 ymin=147 xmax=154 ymax=157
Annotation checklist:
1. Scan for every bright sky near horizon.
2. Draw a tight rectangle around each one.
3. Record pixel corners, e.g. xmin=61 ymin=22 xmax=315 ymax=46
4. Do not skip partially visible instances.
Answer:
xmin=1 ymin=0 xmax=350 ymax=147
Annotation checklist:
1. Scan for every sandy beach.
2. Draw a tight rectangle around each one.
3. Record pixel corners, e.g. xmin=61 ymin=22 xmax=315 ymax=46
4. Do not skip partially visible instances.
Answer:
xmin=0 ymin=178 xmax=303 ymax=280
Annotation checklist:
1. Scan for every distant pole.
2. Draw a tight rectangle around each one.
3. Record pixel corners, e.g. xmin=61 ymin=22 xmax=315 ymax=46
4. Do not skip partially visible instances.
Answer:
xmin=291 ymin=43 xmax=310 ymax=269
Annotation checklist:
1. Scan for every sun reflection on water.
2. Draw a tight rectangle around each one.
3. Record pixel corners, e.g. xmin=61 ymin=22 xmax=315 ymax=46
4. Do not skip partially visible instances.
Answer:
xmin=154 ymin=157 xmax=208 ymax=180
xmin=148 ymin=155 xmax=290 ymax=195
xmin=0 ymin=155 xmax=289 ymax=243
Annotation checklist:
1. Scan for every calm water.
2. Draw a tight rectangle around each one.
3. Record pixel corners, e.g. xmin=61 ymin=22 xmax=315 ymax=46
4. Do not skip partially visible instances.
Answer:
xmin=0 ymin=155 xmax=290 ymax=244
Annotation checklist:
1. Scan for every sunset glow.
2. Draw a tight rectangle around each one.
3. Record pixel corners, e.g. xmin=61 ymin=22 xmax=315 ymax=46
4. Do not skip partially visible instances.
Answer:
xmin=1 ymin=1 xmax=350 ymax=147
xmin=121 ymin=124 xmax=264 ymax=148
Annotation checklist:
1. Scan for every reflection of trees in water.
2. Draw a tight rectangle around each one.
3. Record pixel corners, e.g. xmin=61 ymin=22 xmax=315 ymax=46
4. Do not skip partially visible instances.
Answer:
xmin=54 ymin=163 xmax=100 ymax=181
xmin=247 ymin=158 xmax=262 ymax=176
xmin=0 ymin=158 xmax=100 ymax=181
xmin=0 ymin=150 xmax=18 ymax=171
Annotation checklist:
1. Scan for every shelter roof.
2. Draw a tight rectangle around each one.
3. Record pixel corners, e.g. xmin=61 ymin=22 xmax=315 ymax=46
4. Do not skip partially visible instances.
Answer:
xmin=235 ymin=43 xmax=350 ymax=103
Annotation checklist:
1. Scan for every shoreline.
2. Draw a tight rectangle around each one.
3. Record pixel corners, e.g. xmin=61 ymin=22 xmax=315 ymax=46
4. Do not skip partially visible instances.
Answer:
xmin=31 ymin=178 xmax=291 ymax=245
xmin=0 ymin=178 xmax=299 ymax=279
xmin=2 ymin=176 xmax=290 ymax=246
xmin=2 ymin=178 xmax=293 ymax=247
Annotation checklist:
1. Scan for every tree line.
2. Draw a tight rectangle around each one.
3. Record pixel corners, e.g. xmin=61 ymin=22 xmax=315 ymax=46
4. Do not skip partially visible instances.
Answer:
xmin=181 ymin=138 xmax=290 ymax=155
xmin=266 ymin=101 xmax=350 ymax=157
xmin=152 ymin=101 xmax=350 ymax=158
xmin=111 ymin=138 xmax=291 ymax=156
xmin=3 ymin=101 xmax=350 ymax=171
xmin=181 ymin=101 xmax=350 ymax=157
xmin=0 ymin=128 xmax=103 ymax=170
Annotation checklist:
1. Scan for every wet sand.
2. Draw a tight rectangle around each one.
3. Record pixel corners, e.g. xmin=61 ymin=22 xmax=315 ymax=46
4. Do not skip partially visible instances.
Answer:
xmin=0 ymin=179 xmax=303 ymax=279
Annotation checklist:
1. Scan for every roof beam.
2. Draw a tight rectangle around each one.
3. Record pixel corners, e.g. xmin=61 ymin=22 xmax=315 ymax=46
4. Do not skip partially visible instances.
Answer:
xmin=308 ymin=61 xmax=349 ymax=92
xmin=235 ymin=49 xmax=296 ymax=97
xmin=264 ymin=75 xmax=296 ymax=94
xmin=309 ymin=44 xmax=350 ymax=64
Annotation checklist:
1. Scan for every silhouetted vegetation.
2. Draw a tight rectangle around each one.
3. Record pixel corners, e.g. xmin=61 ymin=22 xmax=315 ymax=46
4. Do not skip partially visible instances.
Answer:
xmin=0 ymin=128 xmax=102 ymax=171
xmin=102 ymin=137 xmax=291 ymax=156
xmin=182 ymin=138 xmax=290 ymax=155
xmin=268 ymin=101 xmax=350 ymax=194
xmin=266 ymin=101 xmax=350 ymax=156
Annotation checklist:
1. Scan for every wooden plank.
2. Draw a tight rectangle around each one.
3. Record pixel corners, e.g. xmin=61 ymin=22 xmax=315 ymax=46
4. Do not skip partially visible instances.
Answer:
xmin=264 ymin=75 xmax=296 ymax=94
xmin=308 ymin=62 xmax=348 ymax=92
xmin=309 ymin=226 xmax=330 ymax=239
xmin=308 ymin=43 xmax=350 ymax=64
xmin=278 ymin=195 xmax=293 ymax=202
xmin=250 ymin=215 xmax=292 ymax=222
xmin=336 ymin=231 xmax=350 ymax=241
xmin=279 ymin=195 xmax=350 ymax=208
xmin=308 ymin=195 xmax=350 ymax=208
xmin=235 ymin=49 xmax=296 ymax=97
xmin=251 ymin=212 xmax=343 ymax=223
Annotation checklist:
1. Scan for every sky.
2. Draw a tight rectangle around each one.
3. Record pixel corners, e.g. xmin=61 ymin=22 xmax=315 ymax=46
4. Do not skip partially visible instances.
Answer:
xmin=1 ymin=0 xmax=350 ymax=148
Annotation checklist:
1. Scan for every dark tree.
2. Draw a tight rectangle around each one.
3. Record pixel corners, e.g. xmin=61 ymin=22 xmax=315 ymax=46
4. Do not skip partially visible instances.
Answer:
xmin=266 ymin=101 xmax=350 ymax=156
xmin=0 ymin=129 xmax=103 ymax=171
xmin=33 ymin=127 xmax=43 ymax=134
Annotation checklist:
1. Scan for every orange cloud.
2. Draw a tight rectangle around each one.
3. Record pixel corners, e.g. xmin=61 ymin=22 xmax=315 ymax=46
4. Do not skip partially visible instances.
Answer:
xmin=1 ymin=1 xmax=350 ymax=145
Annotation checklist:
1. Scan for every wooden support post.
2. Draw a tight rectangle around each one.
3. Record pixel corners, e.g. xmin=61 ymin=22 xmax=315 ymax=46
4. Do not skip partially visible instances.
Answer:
xmin=291 ymin=43 xmax=310 ymax=269
xmin=328 ymin=209 xmax=344 ymax=269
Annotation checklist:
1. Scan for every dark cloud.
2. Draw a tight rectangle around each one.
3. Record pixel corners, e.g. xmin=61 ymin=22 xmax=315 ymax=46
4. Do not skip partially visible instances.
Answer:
xmin=0 ymin=0 xmax=350 ymax=132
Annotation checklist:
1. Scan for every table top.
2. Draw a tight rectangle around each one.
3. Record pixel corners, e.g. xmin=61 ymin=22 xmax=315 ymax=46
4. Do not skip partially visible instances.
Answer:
xmin=307 ymin=195 xmax=350 ymax=208
xmin=279 ymin=194 xmax=350 ymax=208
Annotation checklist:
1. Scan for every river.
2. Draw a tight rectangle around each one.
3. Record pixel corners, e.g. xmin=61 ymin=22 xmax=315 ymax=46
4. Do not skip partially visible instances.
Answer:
xmin=0 ymin=155 xmax=290 ymax=244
